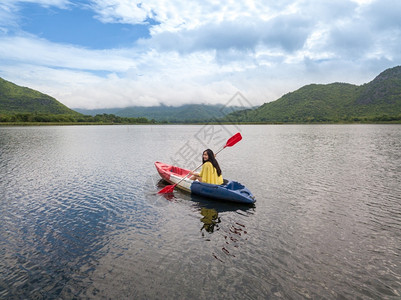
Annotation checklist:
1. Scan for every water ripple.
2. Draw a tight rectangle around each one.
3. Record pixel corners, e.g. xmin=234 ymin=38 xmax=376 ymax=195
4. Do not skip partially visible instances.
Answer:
xmin=1 ymin=125 xmax=401 ymax=299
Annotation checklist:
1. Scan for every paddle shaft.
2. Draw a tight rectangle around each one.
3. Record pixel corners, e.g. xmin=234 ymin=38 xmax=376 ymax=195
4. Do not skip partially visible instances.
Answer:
xmin=173 ymin=162 xmax=203 ymax=187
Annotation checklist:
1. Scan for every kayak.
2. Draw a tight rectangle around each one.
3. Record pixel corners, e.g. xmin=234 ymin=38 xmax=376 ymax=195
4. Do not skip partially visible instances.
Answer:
xmin=155 ymin=161 xmax=256 ymax=204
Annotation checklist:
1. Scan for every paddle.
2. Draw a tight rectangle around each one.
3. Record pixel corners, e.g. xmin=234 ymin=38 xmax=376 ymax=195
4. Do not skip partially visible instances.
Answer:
xmin=158 ymin=132 xmax=242 ymax=194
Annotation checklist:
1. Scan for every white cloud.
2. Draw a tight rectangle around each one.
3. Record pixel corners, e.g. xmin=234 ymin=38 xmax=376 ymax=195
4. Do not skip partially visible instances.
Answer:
xmin=0 ymin=0 xmax=400 ymax=109
xmin=0 ymin=35 xmax=138 ymax=71
xmin=89 ymin=0 xmax=151 ymax=24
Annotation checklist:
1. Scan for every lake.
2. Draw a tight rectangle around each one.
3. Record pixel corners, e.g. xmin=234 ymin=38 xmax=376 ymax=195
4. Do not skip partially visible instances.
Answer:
xmin=1 ymin=124 xmax=400 ymax=299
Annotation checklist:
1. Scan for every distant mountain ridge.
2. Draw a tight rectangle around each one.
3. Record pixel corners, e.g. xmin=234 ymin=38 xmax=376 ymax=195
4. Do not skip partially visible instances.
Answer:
xmin=0 ymin=77 xmax=78 ymax=115
xmin=75 ymin=104 xmax=248 ymax=122
xmin=225 ymin=66 xmax=401 ymax=123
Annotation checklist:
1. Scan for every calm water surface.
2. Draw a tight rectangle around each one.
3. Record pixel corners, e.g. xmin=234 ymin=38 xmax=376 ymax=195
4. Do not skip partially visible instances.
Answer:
xmin=0 ymin=125 xmax=400 ymax=299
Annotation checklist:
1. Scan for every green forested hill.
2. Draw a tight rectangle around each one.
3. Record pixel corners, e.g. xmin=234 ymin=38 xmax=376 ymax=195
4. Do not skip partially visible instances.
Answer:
xmin=0 ymin=77 xmax=78 ymax=115
xmin=357 ymin=66 xmax=401 ymax=105
xmin=226 ymin=66 xmax=401 ymax=123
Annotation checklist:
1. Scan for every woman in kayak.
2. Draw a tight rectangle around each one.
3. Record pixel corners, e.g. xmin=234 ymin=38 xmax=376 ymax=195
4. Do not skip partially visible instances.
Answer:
xmin=190 ymin=149 xmax=223 ymax=185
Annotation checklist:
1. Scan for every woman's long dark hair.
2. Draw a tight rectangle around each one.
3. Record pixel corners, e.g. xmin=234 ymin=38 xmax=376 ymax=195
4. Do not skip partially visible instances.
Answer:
xmin=202 ymin=149 xmax=222 ymax=177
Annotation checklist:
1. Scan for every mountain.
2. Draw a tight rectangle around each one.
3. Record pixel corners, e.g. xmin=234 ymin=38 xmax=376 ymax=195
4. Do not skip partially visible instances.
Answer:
xmin=0 ymin=76 xmax=246 ymax=122
xmin=357 ymin=66 xmax=401 ymax=105
xmin=226 ymin=66 xmax=401 ymax=123
xmin=73 ymin=108 xmax=122 ymax=116
xmin=76 ymin=104 xmax=248 ymax=122
xmin=0 ymin=77 xmax=79 ymax=115
xmin=3 ymin=65 xmax=401 ymax=123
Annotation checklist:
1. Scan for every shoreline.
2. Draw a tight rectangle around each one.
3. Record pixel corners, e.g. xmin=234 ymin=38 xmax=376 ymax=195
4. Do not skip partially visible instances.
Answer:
xmin=1 ymin=121 xmax=401 ymax=126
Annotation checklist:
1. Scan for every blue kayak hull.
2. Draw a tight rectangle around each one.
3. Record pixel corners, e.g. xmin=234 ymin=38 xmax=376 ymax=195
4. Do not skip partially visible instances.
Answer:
xmin=191 ymin=180 xmax=256 ymax=204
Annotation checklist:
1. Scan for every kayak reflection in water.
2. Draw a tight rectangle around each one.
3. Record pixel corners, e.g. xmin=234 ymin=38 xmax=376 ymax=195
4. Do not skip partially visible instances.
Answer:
xmin=200 ymin=208 xmax=221 ymax=234
xmin=189 ymin=149 xmax=223 ymax=185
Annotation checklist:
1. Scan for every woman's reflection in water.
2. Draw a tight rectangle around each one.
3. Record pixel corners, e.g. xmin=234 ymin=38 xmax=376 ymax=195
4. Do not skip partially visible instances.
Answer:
xmin=200 ymin=207 xmax=221 ymax=236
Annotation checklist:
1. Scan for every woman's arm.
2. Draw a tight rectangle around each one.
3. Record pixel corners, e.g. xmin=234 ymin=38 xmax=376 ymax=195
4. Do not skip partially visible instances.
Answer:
xmin=189 ymin=171 xmax=202 ymax=182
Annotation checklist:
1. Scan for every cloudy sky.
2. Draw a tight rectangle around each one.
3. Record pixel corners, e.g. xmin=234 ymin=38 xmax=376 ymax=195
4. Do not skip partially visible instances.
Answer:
xmin=0 ymin=0 xmax=400 ymax=109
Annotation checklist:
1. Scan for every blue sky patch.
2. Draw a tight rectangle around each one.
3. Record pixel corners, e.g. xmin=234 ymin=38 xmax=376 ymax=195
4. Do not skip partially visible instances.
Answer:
xmin=19 ymin=2 xmax=153 ymax=49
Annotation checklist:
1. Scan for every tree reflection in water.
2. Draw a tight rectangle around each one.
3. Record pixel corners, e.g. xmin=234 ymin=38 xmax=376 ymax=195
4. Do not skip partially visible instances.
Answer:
xmin=200 ymin=208 xmax=221 ymax=235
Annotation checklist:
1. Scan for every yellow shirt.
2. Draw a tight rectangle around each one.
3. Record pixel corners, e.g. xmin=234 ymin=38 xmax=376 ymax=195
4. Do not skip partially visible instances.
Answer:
xmin=199 ymin=161 xmax=223 ymax=185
